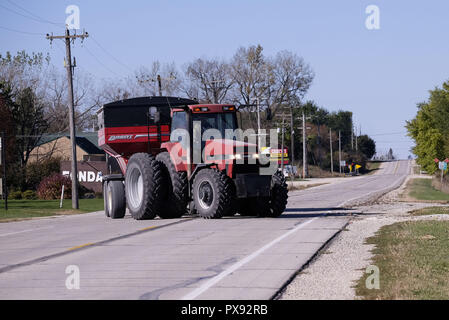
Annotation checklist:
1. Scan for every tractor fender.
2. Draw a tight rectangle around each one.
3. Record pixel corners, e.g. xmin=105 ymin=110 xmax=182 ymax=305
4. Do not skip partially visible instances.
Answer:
xmin=160 ymin=142 xmax=188 ymax=172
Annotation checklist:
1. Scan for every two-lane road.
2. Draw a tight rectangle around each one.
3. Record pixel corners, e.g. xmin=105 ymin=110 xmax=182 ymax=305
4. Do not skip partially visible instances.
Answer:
xmin=0 ymin=160 xmax=410 ymax=299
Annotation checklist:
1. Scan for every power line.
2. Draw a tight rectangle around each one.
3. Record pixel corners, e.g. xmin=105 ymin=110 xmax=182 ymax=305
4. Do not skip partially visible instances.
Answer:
xmin=83 ymin=44 xmax=125 ymax=78
xmin=367 ymin=131 xmax=407 ymax=136
xmin=2 ymin=1 xmax=64 ymax=27
xmin=90 ymin=36 xmax=133 ymax=73
xmin=0 ymin=25 xmax=44 ymax=36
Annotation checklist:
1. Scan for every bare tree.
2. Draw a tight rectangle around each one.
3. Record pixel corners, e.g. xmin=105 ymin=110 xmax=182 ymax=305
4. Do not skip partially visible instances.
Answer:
xmin=266 ymin=50 xmax=314 ymax=115
xmin=44 ymin=67 xmax=97 ymax=133
xmin=135 ymin=61 xmax=182 ymax=97
xmin=183 ymin=58 xmax=233 ymax=103
xmin=228 ymin=45 xmax=272 ymax=128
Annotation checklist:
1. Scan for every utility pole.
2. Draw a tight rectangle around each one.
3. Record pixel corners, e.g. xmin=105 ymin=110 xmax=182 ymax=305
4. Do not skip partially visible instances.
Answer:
xmin=290 ymin=105 xmax=295 ymax=166
xmin=302 ymin=111 xmax=308 ymax=178
xmin=1 ymin=132 xmax=7 ymax=210
xmin=138 ymin=73 xmax=176 ymax=96
xmin=157 ymin=75 xmax=162 ymax=96
xmin=281 ymin=113 xmax=285 ymax=173
xmin=351 ymin=125 xmax=354 ymax=150
xmin=339 ymin=130 xmax=342 ymax=174
xmin=254 ymin=97 xmax=269 ymax=148
xmin=329 ymin=128 xmax=333 ymax=175
xmin=46 ymin=29 xmax=88 ymax=209
xmin=256 ymin=98 xmax=261 ymax=144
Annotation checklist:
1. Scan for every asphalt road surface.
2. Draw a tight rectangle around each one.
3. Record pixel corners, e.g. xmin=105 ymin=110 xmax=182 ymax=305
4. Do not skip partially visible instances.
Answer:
xmin=0 ymin=160 xmax=410 ymax=300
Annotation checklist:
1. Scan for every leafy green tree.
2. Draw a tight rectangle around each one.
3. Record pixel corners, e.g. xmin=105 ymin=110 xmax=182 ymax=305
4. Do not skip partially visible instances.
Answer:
xmin=358 ymin=135 xmax=376 ymax=159
xmin=406 ymin=81 xmax=449 ymax=174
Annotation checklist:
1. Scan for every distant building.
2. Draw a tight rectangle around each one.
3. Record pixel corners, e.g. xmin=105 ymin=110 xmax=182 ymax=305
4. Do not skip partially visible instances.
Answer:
xmin=28 ymin=132 xmax=105 ymax=162
xmin=28 ymin=132 xmax=109 ymax=193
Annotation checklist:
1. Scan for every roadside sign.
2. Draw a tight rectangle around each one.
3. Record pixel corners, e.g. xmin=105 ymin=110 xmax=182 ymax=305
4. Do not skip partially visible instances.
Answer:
xmin=439 ymin=161 xmax=447 ymax=171
xmin=339 ymin=160 xmax=346 ymax=167
xmin=261 ymin=147 xmax=289 ymax=164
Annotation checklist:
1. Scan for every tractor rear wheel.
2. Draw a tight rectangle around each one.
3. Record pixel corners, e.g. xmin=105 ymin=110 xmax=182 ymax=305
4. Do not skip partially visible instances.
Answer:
xmin=192 ymin=169 xmax=233 ymax=219
xmin=156 ymin=152 xmax=188 ymax=218
xmin=106 ymin=180 xmax=126 ymax=219
xmin=125 ymin=153 xmax=167 ymax=220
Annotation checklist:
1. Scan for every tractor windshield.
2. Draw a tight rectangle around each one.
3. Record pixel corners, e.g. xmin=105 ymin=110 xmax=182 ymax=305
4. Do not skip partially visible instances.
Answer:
xmin=192 ymin=112 xmax=237 ymax=139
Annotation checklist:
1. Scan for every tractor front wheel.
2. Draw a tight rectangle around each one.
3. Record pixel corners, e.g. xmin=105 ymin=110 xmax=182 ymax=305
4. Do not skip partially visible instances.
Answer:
xmin=266 ymin=170 xmax=288 ymax=217
xmin=192 ymin=169 xmax=233 ymax=219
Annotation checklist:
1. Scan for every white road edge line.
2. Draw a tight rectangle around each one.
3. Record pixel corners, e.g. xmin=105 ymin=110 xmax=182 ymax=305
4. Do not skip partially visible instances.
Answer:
xmin=181 ymin=217 xmax=319 ymax=300
xmin=338 ymin=160 xmax=409 ymax=207
xmin=0 ymin=226 xmax=53 ymax=238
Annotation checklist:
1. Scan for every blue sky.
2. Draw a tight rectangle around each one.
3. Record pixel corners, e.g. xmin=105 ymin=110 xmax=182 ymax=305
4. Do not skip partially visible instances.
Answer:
xmin=1 ymin=0 xmax=449 ymax=159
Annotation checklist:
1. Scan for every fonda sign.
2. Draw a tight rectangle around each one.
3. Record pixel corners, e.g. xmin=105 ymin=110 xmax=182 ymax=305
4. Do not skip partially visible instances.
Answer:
xmin=61 ymin=161 xmax=107 ymax=193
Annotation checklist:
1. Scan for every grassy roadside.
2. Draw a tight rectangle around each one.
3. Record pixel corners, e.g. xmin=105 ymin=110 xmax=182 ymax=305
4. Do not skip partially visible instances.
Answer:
xmin=410 ymin=206 xmax=449 ymax=216
xmin=365 ymin=161 xmax=382 ymax=175
xmin=0 ymin=199 xmax=104 ymax=222
xmin=355 ymin=220 xmax=449 ymax=300
xmin=288 ymin=183 xmax=327 ymax=191
xmin=404 ymin=178 xmax=449 ymax=202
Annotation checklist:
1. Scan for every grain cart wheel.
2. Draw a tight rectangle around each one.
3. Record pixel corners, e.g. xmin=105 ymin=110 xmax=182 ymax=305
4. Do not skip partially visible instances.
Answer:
xmin=192 ymin=169 xmax=233 ymax=219
xmin=103 ymin=181 xmax=110 ymax=217
xmin=265 ymin=170 xmax=288 ymax=217
xmin=156 ymin=152 xmax=188 ymax=218
xmin=125 ymin=153 xmax=167 ymax=220
xmin=107 ymin=180 xmax=126 ymax=219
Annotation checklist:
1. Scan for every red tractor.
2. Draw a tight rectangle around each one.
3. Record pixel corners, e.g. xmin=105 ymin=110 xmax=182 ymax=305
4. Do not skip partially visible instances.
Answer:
xmin=97 ymin=96 xmax=288 ymax=219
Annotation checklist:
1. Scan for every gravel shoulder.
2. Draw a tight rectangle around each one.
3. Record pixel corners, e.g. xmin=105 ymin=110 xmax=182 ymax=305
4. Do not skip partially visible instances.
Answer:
xmin=279 ymin=170 xmax=449 ymax=300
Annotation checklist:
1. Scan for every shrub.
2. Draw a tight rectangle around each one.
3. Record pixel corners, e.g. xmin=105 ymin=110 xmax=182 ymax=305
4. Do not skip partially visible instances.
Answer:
xmin=22 ymin=190 xmax=37 ymax=200
xmin=26 ymin=157 xmax=61 ymax=191
xmin=8 ymin=190 xmax=22 ymax=200
xmin=37 ymin=173 xmax=72 ymax=200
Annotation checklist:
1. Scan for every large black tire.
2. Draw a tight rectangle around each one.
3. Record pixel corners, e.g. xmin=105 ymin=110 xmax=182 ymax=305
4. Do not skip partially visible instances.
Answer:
xmin=222 ymin=173 xmax=237 ymax=217
xmin=266 ymin=170 xmax=288 ymax=217
xmin=103 ymin=181 xmax=110 ymax=217
xmin=192 ymin=169 xmax=233 ymax=219
xmin=125 ymin=153 xmax=167 ymax=220
xmin=156 ymin=152 xmax=188 ymax=218
xmin=106 ymin=180 xmax=126 ymax=219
